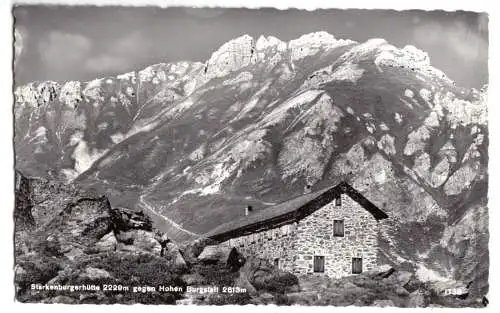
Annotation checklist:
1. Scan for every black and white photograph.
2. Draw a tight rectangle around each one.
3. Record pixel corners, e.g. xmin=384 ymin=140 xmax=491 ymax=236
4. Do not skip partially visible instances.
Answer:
xmin=11 ymin=2 xmax=490 ymax=307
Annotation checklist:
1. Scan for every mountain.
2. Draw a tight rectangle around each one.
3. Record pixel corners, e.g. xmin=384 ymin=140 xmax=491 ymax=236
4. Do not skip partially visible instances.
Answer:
xmin=14 ymin=32 xmax=488 ymax=295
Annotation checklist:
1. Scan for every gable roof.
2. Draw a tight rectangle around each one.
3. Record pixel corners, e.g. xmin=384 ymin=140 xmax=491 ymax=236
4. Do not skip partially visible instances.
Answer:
xmin=206 ymin=181 xmax=388 ymax=242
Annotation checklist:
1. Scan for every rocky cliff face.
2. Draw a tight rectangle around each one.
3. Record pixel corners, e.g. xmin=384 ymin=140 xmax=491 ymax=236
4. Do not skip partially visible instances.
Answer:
xmin=14 ymin=32 xmax=488 ymax=294
xmin=13 ymin=173 xmax=169 ymax=259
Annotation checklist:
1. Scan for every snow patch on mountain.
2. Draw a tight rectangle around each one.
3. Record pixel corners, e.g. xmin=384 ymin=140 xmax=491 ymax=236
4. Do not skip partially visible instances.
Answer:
xmin=394 ymin=112 xmax=403 ymax=124
xmin=423 ymin=111 xmax=440 ymax=128
xmin=186 ymin=161 xmax=240 ymax=196
xmin=70 ymin=131 xmax=106 ymax=175
xmin=110 ymin=132 xmax=125 ymax=144
xmin=28 ymin=126 xmax=48 ymax=144
xmin=233 ymin=81 xmax=272 ymax=121
xmin=377 ymin=134 xmax=396 ymax=156
xmin=404 ymin=125 xmax=431 ymax=156
xmin=331 ymin=62 xmax=365 ymax=82
xmin=230 ymin=129 xmax=272 ymax=172
xmin=223 ymin=71 xmax=253 ymax=86
xmin=262 ymin=90 xmax=323 ymax=127
xmin=404 ymin=89 xmax=414 ymax=98
xmin=412 ymin=153 xmax=450 ymax=188
xmin=188 ymin=144 xmax=206 ymax=162
xmin=444 ymin=165 xmax=478 ymax=196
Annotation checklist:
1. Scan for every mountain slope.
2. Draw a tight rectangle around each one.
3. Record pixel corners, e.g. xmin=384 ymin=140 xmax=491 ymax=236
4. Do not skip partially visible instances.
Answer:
xmin=14 ymin=32 xmax=488 ymax=293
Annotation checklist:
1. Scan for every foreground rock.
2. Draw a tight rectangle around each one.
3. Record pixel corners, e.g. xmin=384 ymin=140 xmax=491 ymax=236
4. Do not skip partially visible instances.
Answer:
xmin=14 ymin=174 xmax=182 ymax=304
xmin=287 ymin=266 xmax=486 ymax=307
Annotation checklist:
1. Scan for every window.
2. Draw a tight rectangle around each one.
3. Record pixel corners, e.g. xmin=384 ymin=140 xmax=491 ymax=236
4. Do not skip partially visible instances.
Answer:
xmin=335 ymin=195 xmax=342 ymax=206
xmin=333 ymin=220 xmax=344 ymax=237
xmin=352 ymin=257 xmax=363 ymax=274
xmin=313 ymin=256 xmax=325 ymax=273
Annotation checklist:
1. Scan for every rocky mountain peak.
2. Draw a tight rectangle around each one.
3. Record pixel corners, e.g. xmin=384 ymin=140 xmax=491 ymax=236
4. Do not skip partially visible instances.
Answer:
xmin=205 ymin=34 xmax=256 ymax=79
xmin=255 ymin=35 xmax=286 ymax=51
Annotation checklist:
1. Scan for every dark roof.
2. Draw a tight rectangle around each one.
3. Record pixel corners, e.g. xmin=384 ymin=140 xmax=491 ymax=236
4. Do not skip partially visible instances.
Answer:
xmin=206 ymin=181 xmax=388 ymax=242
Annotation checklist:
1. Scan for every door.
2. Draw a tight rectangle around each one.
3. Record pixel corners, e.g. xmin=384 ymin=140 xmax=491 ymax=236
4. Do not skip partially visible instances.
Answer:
xmin=352 ymin=257 xmax=363 ymax=274
xmin=313 ymin=255 xmax=325 ymax=273
xmin=274 ymin=258 xmax=280 ymax=269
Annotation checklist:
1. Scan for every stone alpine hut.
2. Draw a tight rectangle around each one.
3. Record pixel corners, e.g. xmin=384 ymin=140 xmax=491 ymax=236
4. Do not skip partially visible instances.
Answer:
xmin=206 ymin=182 xmax=389 ymax=278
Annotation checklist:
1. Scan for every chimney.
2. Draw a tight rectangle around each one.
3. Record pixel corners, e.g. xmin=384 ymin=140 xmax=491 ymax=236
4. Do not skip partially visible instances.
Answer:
xmin=245 ymin=205 xmax=253 ymax=216
xmin=304 ymin=183 xmax=312 ymax=194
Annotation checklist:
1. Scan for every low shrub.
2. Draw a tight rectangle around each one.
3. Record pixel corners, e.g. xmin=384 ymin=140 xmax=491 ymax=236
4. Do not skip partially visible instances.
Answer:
xmin=254 ymin=271 xmax=299 ymax=294
xmin=205 ymin=292 xmax=252 ymax=305
xmin=191 ymin=263 xmax=238 ymax=287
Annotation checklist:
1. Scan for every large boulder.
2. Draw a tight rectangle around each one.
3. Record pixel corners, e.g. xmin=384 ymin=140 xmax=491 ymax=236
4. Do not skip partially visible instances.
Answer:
xmin=198 ymin=245 xmax=245 ymax=270
xmin=365 ymin=265 xmax=396 ymax=280
xmin=172 ymin=250 xmax=187 ymax=267
xmin=240 ymin=257 xmax=299 ymax=294
xmin=79 ymin=267 xmax=112 ymax=280
xmin=95 ymin=232 xmax=118 ymax=252
xmin=178 ymin=237 xmax=217 ymax=262
xmin=29 ymin=196 xmax=113 ymax=257
xmin=408 ymin=289 xmax=431 ymax=307
xmin=110 ymin=207 xmax=153 ymax=231
xmin=23 ymin=175 xmax=101 ymax=229
xmin=116 ymin=229 xmax=162 ymax=255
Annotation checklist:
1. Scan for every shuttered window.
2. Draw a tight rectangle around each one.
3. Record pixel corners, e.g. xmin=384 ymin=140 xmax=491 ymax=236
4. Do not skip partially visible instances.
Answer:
xmin=352 ymin=257 xmax=363 ymax=274
xmin=313 ymin=256 xmax=325 ymax=273
xmin=335 ymin=195 xmax=342 ymax=206
xmin=333 ymin=220 xmax=344 ymax=237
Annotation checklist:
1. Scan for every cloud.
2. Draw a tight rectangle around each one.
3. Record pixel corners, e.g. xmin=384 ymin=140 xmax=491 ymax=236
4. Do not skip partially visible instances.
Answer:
xmin=111 ymin=31 xmax=148 ymax=54
xmin=182 ymin=7 xmax=227 ymax=19
xmin=412 ymin=20 xmax=487 ymax=62
xmin=85 ymin=55 xmax=129 ymax=72
xmin=14 ymin=26 xmax=27 ymax=67
xmin=38 ymin=31 xmax=92 ymax=72
xmin=84 ymin=31 xmax=149 ymax=73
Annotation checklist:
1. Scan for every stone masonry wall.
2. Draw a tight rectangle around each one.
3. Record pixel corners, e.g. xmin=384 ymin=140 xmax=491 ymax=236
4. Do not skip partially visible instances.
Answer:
xmin=221 ymin=223 xmax=298 ymax=272
xmin=221 ymin=192 xmax=380 ymax=278
xmin=292 ymin=193 xmax=379 ymax=278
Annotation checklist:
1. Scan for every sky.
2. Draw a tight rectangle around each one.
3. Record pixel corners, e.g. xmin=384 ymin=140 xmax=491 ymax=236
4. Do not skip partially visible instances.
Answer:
xmin=13 ymin=6 xmax=489 ymax=89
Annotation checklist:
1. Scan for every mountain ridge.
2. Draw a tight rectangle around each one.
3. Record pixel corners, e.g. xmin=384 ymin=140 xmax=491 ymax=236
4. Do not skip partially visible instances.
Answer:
xmin=14 ymin=31 xmax=488 ymax=294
